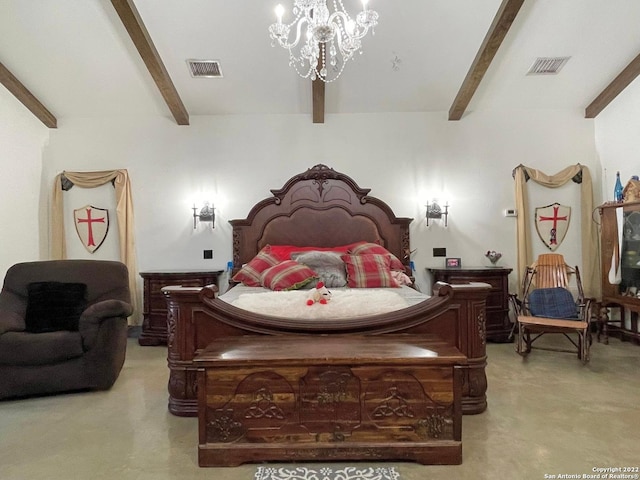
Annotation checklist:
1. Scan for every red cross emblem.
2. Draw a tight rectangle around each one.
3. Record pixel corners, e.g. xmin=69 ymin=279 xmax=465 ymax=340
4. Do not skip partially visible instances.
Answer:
xmin=73 ymin=205 xmax=110 ymax=253
xmin=535 ymin=203 xmax=571 ymax=251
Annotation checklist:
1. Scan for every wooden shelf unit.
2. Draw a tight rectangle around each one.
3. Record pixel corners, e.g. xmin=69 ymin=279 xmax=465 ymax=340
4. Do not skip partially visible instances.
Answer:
xmin=598 ymin=200 xmax=640 ymax=344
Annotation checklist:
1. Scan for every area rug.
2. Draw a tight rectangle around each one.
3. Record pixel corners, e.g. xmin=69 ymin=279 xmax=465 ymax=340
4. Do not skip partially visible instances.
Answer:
xmin=254 ymin=465 xmax=400 ymax=480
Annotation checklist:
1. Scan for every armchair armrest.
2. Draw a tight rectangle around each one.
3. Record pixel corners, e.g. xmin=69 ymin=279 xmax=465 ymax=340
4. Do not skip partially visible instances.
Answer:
xmin=0 ymin=310 xmax=25 ymax=335
xmin=0 ymin=290 xmax=27 ymax=335
xmin=79 ymin=299 xmax=133 ymax=350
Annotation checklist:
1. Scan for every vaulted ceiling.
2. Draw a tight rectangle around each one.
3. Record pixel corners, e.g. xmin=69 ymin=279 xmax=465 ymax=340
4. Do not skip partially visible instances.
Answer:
xmin=1 ymin=0 xmax=640 ymax=128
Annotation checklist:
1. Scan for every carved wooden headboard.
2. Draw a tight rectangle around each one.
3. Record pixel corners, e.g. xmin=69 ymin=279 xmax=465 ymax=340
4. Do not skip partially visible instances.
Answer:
xmin=230 ymin=164 xmax=413 ymax=275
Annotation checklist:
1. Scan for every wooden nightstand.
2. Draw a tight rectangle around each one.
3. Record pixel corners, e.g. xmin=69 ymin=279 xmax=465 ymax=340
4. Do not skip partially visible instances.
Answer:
xmin=138 ymin=270 xmax=223 ymax=346
xmin=428 ymin=266 xmax=513 ymax=342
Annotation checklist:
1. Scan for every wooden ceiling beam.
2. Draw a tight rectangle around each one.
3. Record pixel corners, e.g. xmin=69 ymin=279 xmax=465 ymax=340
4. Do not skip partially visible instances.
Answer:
xmin=585 ymin=52 xmax=640 ymax=118
xmin=448 ymin=0 xmax=525 ymax=121
xmin=312 ymin=78 xmax=325 ymax=123
xmin=111 ymin=0 xmax=189 ymax=125
xmin=0 ymin=61 xmax=57 ymax=128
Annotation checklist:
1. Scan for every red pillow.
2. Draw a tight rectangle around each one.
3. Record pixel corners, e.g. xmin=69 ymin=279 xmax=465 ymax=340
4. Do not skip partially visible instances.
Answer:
xmin=341 ymin=254 xmax=400 ymax=288
xmin=268 ymin=244 xmax=351 ymax=261
xmin=347 ymin=241 xmax=405 ymax=271
xmin=260 ymin=260 xmax=318 ymax=291
xmin=232 ymin=248 xmax=280 ymax=286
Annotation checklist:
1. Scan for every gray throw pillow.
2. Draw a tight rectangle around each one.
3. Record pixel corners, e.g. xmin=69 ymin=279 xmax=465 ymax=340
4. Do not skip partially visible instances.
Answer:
xmin=291 ymin=251 xmax=347 ymax=288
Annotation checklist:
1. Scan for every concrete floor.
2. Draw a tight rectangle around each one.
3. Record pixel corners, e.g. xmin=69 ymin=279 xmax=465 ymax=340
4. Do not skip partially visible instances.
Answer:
xmin=1 ymin=335 xmax=639 ymax=480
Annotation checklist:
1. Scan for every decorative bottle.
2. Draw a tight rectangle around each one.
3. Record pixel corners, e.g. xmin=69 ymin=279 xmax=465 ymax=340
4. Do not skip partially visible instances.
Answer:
xmin=614 ymin=171 xmax=624 ymax=202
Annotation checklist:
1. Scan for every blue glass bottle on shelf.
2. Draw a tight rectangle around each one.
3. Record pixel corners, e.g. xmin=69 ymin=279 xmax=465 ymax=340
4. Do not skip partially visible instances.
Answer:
xmin=614 ymin=171 xmax=624 ymax=202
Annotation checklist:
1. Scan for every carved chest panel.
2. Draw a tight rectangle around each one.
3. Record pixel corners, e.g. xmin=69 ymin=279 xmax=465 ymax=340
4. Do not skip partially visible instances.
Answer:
xmin=195 ymin=334 xmax=466 ymax=466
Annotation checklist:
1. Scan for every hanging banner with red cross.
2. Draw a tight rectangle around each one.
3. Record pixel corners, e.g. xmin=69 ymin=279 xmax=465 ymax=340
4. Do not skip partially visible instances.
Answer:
xmin=73 ymin=205 xmax=109 ymax=254
xmin=535 ymin=202 xmax=571 ymax=251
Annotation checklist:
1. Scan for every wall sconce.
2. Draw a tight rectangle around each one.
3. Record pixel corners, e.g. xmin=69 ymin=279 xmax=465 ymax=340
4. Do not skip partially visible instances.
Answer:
xmin=193 ymin=201 xmax=215 ymax=229
xmin=426 ymin=199 xmax=449 ymax=226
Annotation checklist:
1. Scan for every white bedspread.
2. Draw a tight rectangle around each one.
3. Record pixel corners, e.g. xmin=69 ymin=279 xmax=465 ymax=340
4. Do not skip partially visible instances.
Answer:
xmin=224 ymin=286 xmax=427 ymax=319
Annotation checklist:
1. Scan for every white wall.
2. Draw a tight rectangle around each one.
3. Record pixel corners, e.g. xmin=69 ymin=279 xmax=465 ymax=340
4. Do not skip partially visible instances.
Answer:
xmin=0 ymin=87 xmax=50 ymax=278
xmin=42 ymin=109 xmax=597 ymax=294
xmin=594 ymin=77 xmax=640 ymax=199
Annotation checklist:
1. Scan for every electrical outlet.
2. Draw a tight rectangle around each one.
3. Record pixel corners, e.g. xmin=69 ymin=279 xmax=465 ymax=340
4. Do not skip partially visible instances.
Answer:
xmin=504 ymin=208 xmax=518 ymax=217
xmin=203 ymin=249 xmax=213 ymax=259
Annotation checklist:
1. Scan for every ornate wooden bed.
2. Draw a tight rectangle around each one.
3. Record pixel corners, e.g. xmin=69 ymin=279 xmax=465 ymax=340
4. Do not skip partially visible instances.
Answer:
xmin=163 ymin=164 xmax=490 ymax=421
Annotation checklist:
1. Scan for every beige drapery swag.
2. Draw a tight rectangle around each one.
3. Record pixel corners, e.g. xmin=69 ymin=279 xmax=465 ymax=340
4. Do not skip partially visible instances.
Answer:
xmin=513 ymin=164 xmax=600 ymax=300
xmin=51 ymin=169 xmax=140 ymax=324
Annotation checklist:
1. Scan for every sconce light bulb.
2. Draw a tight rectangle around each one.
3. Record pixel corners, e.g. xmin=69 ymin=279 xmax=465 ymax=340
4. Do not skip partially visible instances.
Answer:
xmin=275 ymin=4 xmax=285 ymax=23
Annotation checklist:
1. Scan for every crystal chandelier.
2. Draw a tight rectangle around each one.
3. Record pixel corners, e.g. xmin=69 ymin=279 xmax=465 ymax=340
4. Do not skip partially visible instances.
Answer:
xmin=268 ymin=0 xmax=379 ymax=82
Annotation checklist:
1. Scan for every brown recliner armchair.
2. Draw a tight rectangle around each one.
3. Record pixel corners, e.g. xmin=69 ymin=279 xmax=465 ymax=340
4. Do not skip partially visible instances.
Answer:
xmin=0 ymin=260 xmax=133 ymax=400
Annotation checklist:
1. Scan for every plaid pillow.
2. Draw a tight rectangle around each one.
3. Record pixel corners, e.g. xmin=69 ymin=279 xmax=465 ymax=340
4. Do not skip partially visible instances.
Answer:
xmin=347 ymin=241 xmax=405 ymax=271
xmin=260 ymin=260 xmax=318 ymax=291
xmin=341 ymin=254 xmax=400 ymax=288
xmin=232 ymin=248 xmax=280 ymax=287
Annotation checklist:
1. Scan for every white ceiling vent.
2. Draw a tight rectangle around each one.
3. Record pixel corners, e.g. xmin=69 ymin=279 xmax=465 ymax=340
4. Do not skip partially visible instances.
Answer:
xmin=187 ymin=60 xmax=223 ymax=78
xmin=527 ymin=57 xmax=571 ymax=75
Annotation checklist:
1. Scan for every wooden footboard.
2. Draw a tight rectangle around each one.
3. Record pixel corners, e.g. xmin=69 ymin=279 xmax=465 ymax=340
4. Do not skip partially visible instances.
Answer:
xmin=164 ymin=281 xmax=490 ymax=417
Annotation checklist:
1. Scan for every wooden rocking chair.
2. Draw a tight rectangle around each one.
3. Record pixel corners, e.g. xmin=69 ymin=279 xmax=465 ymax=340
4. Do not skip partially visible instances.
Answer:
xmin=512 ymin=254 xmax=593 ymax=364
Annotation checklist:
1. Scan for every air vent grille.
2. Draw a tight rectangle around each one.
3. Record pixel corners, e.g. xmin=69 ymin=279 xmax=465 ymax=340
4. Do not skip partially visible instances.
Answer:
xmin=187 ymin=60 xmax=223 ymax=78
xmin=527 ymin=57 xmax=570 ymax=75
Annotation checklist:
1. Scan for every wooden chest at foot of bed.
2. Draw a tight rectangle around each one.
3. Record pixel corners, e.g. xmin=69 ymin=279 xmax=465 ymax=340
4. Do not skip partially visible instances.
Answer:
xmin=195 ymin=334 xmax=466 ymax=467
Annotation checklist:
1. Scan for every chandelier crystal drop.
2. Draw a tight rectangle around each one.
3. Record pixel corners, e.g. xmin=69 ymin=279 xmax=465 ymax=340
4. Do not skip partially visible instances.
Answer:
xmin=269 ymin=0 xmax=379 ymax=82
